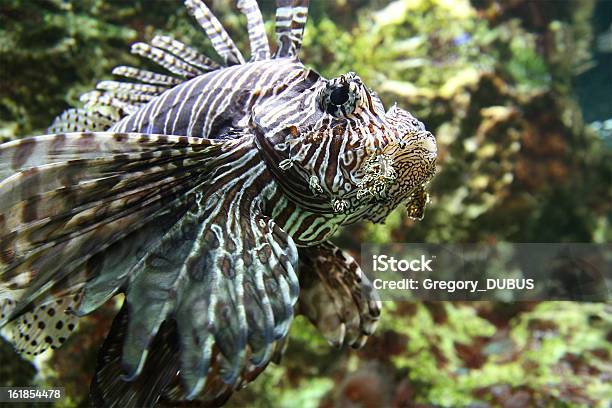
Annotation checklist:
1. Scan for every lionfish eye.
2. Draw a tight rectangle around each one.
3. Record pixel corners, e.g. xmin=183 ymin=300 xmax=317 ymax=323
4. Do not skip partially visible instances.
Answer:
xmin=330 ymin=85 xmax=350 ymax=105
xmin=320 ymin=75 xmax=360 ymax=117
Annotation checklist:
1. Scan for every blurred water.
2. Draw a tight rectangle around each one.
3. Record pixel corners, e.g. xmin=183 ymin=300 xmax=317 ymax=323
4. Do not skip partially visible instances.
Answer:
xmin=574 ymin=0 xmax=612 ymax=127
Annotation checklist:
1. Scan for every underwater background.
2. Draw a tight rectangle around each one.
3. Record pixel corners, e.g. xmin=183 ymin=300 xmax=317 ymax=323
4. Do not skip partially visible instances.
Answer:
xmin=0 ymin=0 xmax=610 ymax=406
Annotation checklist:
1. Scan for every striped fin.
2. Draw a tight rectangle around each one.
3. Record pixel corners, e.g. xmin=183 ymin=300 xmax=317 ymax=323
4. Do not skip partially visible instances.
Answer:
xmin=150 ymin=35 xmax=220 ymax=72
xmin=111 ymin=66 xmax=182 ymax=86
xmin=298 ymin=242 xmax=381 ymax=348
xmin=114 ymin=159 xmax=299 ymax=398
xmin=47 ymin=109 xmax=115 ymax=133
xmin=184 ymin=0 xmax=245 ymax=65
xmin=76 ymin=140 xmax=299 ymax=404
xmin=0 ymin=152 xmax=201 ymax=256
xmin=106 ymin=206 xmax=299 ymax=402
xmin=117 ymin=199 xmax=208 ymax=384
xmin=101 ymin=89 xmax=157 ymax=104
xmin=0 ymin=132 xmax=219 ymax=181
xmin=0 ymin=149 xmax=220 ymax=280
xmin=2 ymin=175 xmax=195 ymax=319
xmin=80 ymin=88 xmax=155 ymax=116
xmin=96 ymin=81 xmax=168 ymax=96
xmin=274 ymin=0 xmax=310 ymax=58
xmin=74 ymin=204 xmax=189 ymax=317
xmin=90 ymin=304 xmax=182 ymax=408
xmin=130 ymin=42 xmax=204 ymax=78
xmin=0 ymin=132 xmax=227 ymax=319
xmin=90 ymin=305 xmax=288 ymax=407
xmin=80 ymin=91 xmax=139 ymax=116
xmin=3 ymin=182 xmax=190 ymax=323
xmin=238 ymin=0 xmax=271 ymax=61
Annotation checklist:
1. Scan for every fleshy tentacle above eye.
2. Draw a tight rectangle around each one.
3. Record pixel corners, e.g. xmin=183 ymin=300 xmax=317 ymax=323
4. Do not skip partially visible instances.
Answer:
xmin=274 ymin=0 xmax=310 ymax=59
xmin=297 ymin=242 xmax=381 ymax=348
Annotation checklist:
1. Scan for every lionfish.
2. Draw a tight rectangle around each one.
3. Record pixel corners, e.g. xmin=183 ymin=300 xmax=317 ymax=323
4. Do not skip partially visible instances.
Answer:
xmin=0 ymin=0 xmax=436 ymax=406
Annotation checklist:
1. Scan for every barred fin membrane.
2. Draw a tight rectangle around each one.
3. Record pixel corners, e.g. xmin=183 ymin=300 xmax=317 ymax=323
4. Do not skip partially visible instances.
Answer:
xmin=47 ymin=109 xmax=115 ymax=133
xmin=90 ymin=302 xmax=180 ymax=408
xmin=90 ymin=304 xmax=290 ymax=408
xmin=297 ymin=243 xmax=381 ymax=348
xmin=89 ymin=209 xmax=299 ymax=406
xmin=185 ymin=0 xmax=245 ymax=65
xmin=111 ymin=66 xmax=182 ymax=86
xmin=96 ymin=81 xmax=168 ymax=96
xmin=0 ymin=132 xmax=224 ymax=313
xmin=150 ymin=35 xmax=221 ymax=72
xmin=130 ymin=42 xmax=204 ymax=78
xmin=48 ymin=0 xmax=273 ymax=134
xmin=106 ymin=90 xmax=157 ymax=105
xmin=274 ymin=0 xmax=310 ymax=58
xmin=0 ymin=132 xmax=203 ymax=180
xmin=101 ymin=91 xmax=156 ymax=107
xmin=0 ymin=132 xmax=300 ymax=405
xmin=80 ymin=91 xmax=139 ymax=116
xmin=98 ymin=149 xmax=299 ymax=403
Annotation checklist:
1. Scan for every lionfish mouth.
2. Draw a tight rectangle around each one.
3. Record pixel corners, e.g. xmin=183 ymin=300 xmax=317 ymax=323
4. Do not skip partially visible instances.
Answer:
xmin=412 ymin=130 xmax=437 ymax=157
xmin=347 ymin=128 xmax=437 ymax=224
xmin=397 ymin=130 xmax=437 ymax=221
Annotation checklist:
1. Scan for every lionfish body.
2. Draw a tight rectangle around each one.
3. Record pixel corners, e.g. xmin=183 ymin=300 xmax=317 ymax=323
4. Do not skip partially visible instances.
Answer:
xmin=0 ymin=1 xmax=436 ymax=406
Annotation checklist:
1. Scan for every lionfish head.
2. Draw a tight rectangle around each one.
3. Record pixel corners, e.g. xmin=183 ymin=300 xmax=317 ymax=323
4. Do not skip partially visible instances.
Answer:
xmin=317 ymin=72 xmax=438 ymax=224
xmin=254 ymin=69 xmax=437 ymax=223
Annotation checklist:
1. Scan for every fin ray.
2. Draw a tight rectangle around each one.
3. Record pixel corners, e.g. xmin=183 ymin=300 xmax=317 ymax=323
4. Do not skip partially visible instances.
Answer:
xmin=238 ymin=0 xmax=271 ymax=61
xmin=274 ymin=0 xmax=310 ymax=58
xmin=298 ymin=242 xmax=381 ymax=348
xmin=184 ymin=0 xmax=246 ymax=65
